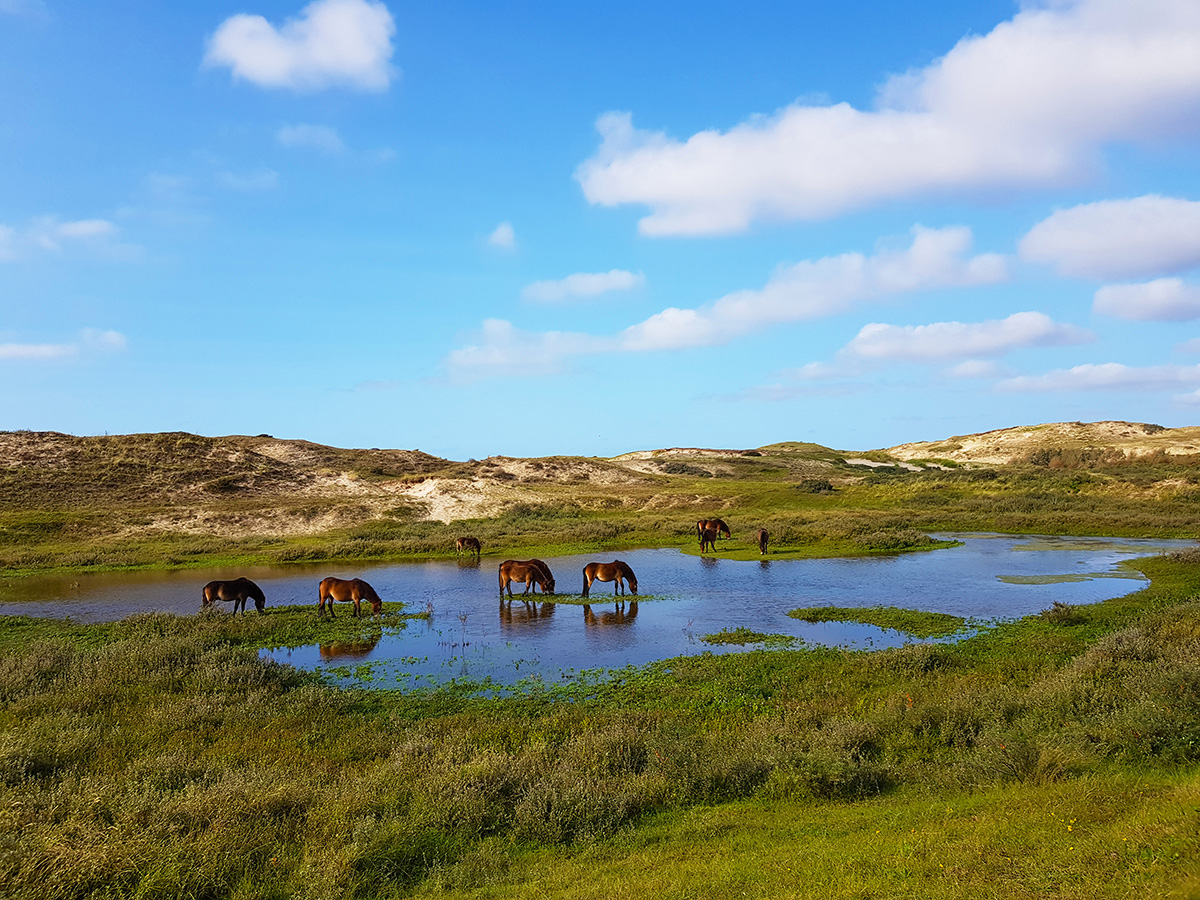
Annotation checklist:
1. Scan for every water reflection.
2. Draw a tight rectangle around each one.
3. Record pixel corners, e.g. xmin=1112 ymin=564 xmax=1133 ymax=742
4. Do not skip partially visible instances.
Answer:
xmin=498 ymin=600 xmax=557 ymax=629
xmin=583 ymin=601 xmax=638 ymax=629
xmin=318 ymin=635 xmax=381 ymax=662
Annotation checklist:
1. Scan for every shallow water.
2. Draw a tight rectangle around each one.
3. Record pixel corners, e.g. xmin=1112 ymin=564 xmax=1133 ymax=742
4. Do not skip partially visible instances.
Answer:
xmin=1 ymin=533 xmax=1192 ymax=689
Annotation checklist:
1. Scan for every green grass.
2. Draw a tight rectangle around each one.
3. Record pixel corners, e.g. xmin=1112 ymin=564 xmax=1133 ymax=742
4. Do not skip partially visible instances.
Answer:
xmin=701 ymin=627 xmax=798 ymax=647
xmin=789 ymin=606 xmax=970 ymax=639
xmin=2 ymin=549 xmax=1199 ymax=897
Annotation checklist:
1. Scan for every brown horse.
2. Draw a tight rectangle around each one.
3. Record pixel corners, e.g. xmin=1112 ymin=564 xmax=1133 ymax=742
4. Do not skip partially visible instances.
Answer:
xmin=699 ymin=527 xmax=719 ymax=553
xmin=456 ymin=536 xmax=481 ymax=557
xmin=498 ymin=559 xmax=556 ymax=599
xmin=202 ymin=577 xmax=265 ymax=614
xmin=581 ymin=560 xmax=638 ymax=597
xmin=696 ymin=518 xmax=731 ymax=540
xmin=755 ymin=528 xmax=769 ymax=555
xmin=317 ymin=577 xmax=382 ymax=618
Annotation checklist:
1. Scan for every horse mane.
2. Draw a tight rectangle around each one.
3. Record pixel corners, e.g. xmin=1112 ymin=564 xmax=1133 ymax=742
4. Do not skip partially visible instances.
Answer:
xmin=355 ymin=578 xmax=381 ymax=601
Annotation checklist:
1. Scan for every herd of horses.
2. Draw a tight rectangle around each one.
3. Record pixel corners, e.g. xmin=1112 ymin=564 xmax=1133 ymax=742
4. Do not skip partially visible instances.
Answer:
xmin=201 ymin=516 xmax=763 ymax=616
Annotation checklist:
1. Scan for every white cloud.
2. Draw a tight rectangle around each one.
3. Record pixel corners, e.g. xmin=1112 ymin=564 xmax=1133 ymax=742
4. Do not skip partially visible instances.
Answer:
xmin=946 ymin=360 xmax=1006 ymax=379
xmin=1093 ymin=278 xmax=1200 ymax=321
xmin=522 ymin=269 xmax=645 ymax=303
xmin=0 ymin=217 xmax=121 ymax=261
xmin=844 ymin=312 xmax=1093 ymax=362
xmin=277 ymin=123 xmax=345 ymax=154
xmin=205 ymin=0 xmax=396 ymax=92
xmin=0 ymin=0 xmax=47 ymax=17
xmin=448 ymin=226 xmax=1006 ymax=378
xmin=0 ymin=329 xmax=127 ymax=361
xmin=445 ymin=319 xmax=606 ymax=378
xmin=617 ymin=226 xmax=1006 ymax=351
xmin=998 ymin=362 xmax=1200 ymax=393
xmin=216 ymin=169 xmax=281 ymax=191
xmin=486 ymin=222 xmax=516 ymax=251
xmin=577 ymin=0 xmax=1200 ymax=235
xmin=1020 ymin=195 xmax=1200 ymax=279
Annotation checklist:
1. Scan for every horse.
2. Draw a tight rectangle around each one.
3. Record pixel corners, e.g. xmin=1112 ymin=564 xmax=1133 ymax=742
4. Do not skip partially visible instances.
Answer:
xmin=699 ymin=527 xmax=719 ymax=553
xmin=755 ymin=528 xmax=769 ymax=555
xmin=696 ymin=518 xmax=731 ymax=540
xmin=456 ymin=536 xmax=481 ymax=558
xmin=581 ymin=560 xmax=638 ymax=598
xmin=201 ymin=577 xmax=265 ymax=614
xmin=583 ymin=601 xmax=638 ymax=627
xmin=498 ymin=559 xmax=556 ymax=599
xmin=317 ymin=577 xmax=382 ymax=619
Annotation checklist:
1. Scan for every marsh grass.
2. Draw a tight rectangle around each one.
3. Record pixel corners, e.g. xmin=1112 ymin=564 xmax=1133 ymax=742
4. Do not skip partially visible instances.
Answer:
xmin=2 ymin=551 xmax=1199 ymax=897
xmin=701 ymin=627 xmax=798 ymax=647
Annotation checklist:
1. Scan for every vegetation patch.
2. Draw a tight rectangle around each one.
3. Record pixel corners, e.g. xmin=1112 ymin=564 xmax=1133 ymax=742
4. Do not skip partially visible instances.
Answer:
xmin=789 ymin=605 xmax=969 ymax=639
xmin=701 ymin=627 xmax=798 ymax=647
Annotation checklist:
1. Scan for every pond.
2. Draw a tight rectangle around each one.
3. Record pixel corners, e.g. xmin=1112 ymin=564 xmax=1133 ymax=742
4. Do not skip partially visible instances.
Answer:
xmin=1 ymin=533 xmax=1192 ymax=689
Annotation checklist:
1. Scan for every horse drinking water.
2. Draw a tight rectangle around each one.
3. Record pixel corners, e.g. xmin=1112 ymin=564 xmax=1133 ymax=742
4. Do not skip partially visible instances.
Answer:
xmin=201 ymin=578 xmax=266 ymax=614
xmin=581 ymin=561 xmax=638 ymax=598
xmin=317 ymin=577 xmax=383 ymax=619
xmin=498 ymin=559 xmax=556 ymax=599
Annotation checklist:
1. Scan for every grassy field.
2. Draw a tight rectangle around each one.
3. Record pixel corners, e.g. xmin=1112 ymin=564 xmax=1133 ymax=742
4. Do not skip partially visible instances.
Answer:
xmin=1 ymin=548 xmax=1198 ymax=898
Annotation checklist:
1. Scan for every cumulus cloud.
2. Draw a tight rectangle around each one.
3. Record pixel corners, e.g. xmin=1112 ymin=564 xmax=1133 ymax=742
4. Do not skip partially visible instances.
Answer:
xmin=1020 ymin=195 xmax=1200 ymax=279
xmin=0 ymin=328 xmax=127 ymax=361
xmin=1093 ymin=278 xmax=1200 ymax=321
xmin=216 ymin=169 xmax=281 ymax=191
xmin=844 ymin=312 xmax=1093 ymax=362
xmin=447 ymin=225 xmax=1006 ymax=378
xmin=998 ymin=362 xmax=1200 ymax=393
xmin=0 ymin=217 xmax=120 ymax=261
xmin=617 ymin=226 xmax=1006 ymax=351
xmin=486 ymin=222 xmax=516 ymax=251
xmin=445 ymin=319 xmax=606 ymax=378
xmin=205 ymin=0 xmax=396 ymax=92
xmin=522 ymin=269 xmax=645 ymax=303
xmin=277 ymin=123 xmax=345 ymax=153
xmin=577 ymin=0 xmax=1200 ymax=235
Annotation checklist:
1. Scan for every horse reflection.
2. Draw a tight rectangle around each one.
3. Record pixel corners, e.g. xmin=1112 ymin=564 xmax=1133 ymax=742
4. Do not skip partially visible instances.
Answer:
xmin=318 ymin=635 xmax=381 ymax=661
xmin=498 ymin=599 xmax=556 ymax=629
xmin=583 ymin=601 xmax=638 ymax=628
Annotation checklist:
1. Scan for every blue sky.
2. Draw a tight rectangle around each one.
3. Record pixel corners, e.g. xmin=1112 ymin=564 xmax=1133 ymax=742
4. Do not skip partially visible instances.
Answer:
xmin=3 ymin=0 xmax=1200 ymax=459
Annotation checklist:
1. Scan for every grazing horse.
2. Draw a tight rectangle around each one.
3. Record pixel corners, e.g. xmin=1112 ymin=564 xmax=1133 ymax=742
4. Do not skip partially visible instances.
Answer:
xmin=755 ymin=528 xmax=769 ymax=555
xmin=696 ymin=518 xmax=731 ymax=540
xmin=456 ymin=536 xmax=481 ymax=558
xmin=498 ymin=559 xmax=556 ymax=599
xmin=699 ymin=527 xmax=719 ymax=553
xmin=317 ymin=577 xmax=382 ymax=619
xmin=201 ymin=577 xmax=265 ymax=614
xmin=581 ymin=560 xmax=638 ymax=598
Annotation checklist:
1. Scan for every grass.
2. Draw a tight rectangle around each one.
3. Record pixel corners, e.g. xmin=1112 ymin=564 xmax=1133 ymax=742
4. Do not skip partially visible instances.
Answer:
xmin=2 ymin=549 xmax=1199 ymax=897
xmin=701 ymin=627 xmax=798 ymax=647
xmin=788 ymin=606 xmax=970 ymax=639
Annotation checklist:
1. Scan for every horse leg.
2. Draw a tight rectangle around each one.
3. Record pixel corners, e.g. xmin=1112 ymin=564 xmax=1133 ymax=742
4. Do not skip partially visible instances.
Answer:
xmin=582 ymin=572 xmax=590 ymax=598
